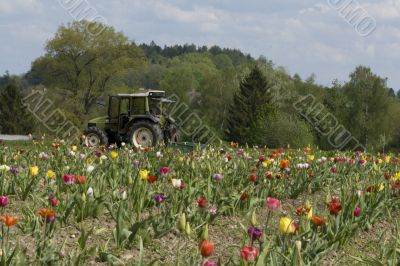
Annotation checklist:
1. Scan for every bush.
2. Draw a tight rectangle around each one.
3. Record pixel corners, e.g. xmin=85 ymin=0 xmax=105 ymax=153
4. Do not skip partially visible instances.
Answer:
xmin=249 ymin=109 xmax=314 ymax=148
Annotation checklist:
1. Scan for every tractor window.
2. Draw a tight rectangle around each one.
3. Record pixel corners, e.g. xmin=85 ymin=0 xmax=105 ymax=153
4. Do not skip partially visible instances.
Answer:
xmin=120 ymin=98 xmax=130 ymax=114
xmin=109 ymin=97 xmax=119 ymax=118
xmin=149 ymin=98 xmax=162 ymax=115
xmin=132 ymin=97 xmax=145 ymax=115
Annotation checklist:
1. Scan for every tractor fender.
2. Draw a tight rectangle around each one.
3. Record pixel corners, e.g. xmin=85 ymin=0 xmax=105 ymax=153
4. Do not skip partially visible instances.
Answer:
xmin=125 ymin=116 xmax=160 ymax=130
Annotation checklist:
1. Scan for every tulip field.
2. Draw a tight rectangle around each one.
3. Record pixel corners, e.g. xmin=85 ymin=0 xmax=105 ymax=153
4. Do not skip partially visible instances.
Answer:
xmin=0 ymin=140 xmax=399 ymax=265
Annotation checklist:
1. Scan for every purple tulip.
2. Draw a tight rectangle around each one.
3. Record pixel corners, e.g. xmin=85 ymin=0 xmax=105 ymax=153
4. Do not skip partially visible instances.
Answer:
xmin=154 ymin=194 xmax=166 ymax=203
xmin=9 ymin=166 xmax=19 ymax=175
xmin=132 ymin=160 xmax=140 ymax=167
xmin=248 ymin=226 xmax=263 ymax=240
xmin=213 ymin=173 xmax=223 ymax=182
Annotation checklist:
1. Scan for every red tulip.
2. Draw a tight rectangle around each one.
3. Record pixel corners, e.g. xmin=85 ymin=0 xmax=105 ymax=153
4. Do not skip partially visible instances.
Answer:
xmin=197 ymin=198 xmax=208 ymax=208
xmin=240 ymin=246 xmax=259 ymax=262
xmin=48 ymin=194 xmax=58 ymax=207
xmin=331 ymin=166 xmax=337 ymax=173
xmin=147 ymin=175 xmax=157 ymax=183
xmin=199 ymin=240 xmax=214 ymax=257
xmin=249 ymin=174 xmax=257 ymax=182
xmin=240 ymin=192 xmax=249 ymax=201
xmin=328 ymin=202 xmax=342 ymax=215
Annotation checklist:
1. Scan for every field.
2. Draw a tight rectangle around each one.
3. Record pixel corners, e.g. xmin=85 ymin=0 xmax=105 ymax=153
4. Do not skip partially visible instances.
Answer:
xmin=0 ymin=140 xmax=399 ymax=265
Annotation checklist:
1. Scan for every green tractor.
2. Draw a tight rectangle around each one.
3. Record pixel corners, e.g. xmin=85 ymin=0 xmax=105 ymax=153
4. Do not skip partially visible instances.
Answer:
xmin=83 ymin=89 xmax=178 ymax=148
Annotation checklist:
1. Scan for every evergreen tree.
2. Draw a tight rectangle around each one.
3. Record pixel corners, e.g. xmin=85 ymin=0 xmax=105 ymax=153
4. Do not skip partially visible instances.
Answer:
xmin=225 ymin=65 xmax=274 ymax=143
xmin=0 ymin=83 xmax=35 ymax=134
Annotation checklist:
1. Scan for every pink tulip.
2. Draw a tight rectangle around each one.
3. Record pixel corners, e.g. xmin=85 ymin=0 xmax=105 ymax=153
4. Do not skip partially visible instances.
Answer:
xmin=63 ymin=174 xmax=75 ymax=185
xmin=266 ymin=197 xmax=280 ymax=210
xmin=354 ymin=207 xmax=361 ymax=217
xmin=203 ymin=260 xmax=217 ymax=266
xmin=0 ymin=196 xmax=8 ymax=207
xmin=159 ymin=166 xmax=170 ymax=176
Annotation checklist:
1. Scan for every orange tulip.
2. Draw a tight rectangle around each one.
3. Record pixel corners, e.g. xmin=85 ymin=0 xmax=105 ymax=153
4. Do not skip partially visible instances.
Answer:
xmin=310 ymin=215 xmax=327 ymax=226
xmin=280 ymin=160 xmax=289 ymax=169
xmin=1 ymin=214 xmax=18 ymax=227
xmin=39 ymin=208 xmax=55 ymax=219
xmin=75 ymin=175 xmax=86 ymax=184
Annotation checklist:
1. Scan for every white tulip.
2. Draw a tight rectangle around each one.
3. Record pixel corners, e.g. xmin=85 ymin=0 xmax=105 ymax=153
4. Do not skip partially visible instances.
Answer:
xmin=87 ymin=187 xmax=94 ymax=197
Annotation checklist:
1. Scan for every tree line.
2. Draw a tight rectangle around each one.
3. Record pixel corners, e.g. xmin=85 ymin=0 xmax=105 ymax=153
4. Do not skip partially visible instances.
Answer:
xmin=0 ymin=21 xmax=399 ymax=151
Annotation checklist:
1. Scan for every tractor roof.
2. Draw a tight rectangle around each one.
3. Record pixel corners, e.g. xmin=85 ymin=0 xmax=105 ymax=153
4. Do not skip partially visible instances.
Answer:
xmin=117 ymin=89 xmax=165 ymax=98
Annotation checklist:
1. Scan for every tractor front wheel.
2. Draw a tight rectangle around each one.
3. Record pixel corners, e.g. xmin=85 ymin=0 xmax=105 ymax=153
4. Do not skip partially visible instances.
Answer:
xmin=83 ymin=127 xmax=108 ymax=147
xmin=128 ymin=121 xmax=163 ymax=148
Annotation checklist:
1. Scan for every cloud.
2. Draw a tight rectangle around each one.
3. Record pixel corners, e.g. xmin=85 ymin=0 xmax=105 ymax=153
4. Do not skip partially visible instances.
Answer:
xmin=0 ymin=0 xmax=41 ymax=14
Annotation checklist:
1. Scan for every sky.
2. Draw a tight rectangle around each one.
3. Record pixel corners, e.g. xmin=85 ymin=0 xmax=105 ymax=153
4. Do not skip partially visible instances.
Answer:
xmin=0 ymin=0 xmax=399 ymax=88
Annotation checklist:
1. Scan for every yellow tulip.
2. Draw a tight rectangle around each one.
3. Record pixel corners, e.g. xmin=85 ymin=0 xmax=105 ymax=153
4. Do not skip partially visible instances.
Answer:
xmin=178 ymin=156 xmax=184 ymax=162
xmin=71 ymin=145 xmax=77 ymax=152
xmin=308 ymin=155 xmax=315 ymax=161
xmin=394 ymin=172 xmax=400 ymax=181
xmin=139 ymin=169 xmax=149 ymax=180
xmin=262 ymin=160 xmax=272 ymax=168
xmin=279 ymin=217 xmax=295 ymax=234
xmin=111 ymin=151 xmax=118 ymax=159
xmin=30 ymin=166 xmax=39 ymax=176
xmin=377 ymin=159 xmax=383 ymax=165
xmin=46 ymin=170 xmax=55 ymax=179
xmin=378 ymin=183 xmax=385 ymax=191
xmin=385 ymin=156 xmax=391 ymax=164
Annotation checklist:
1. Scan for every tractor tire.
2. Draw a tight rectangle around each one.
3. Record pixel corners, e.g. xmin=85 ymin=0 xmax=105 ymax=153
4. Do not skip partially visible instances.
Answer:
xmin=83 ymin=127 xmax=109 ymax=147
xmin=128 ymin=121 xmax=163 ymax=148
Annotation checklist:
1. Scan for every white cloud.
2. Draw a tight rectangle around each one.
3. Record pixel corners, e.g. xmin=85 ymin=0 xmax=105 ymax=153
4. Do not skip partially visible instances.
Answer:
xmin=0 ymin=0 xmax=41 ymax=14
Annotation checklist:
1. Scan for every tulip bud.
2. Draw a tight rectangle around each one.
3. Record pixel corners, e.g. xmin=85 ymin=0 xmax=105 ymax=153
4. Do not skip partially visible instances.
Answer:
xmin=250 ymin=210 xmax=257 ymax=226
xmin=185 ymin=222 xmax=191 ymax=238
xmin=295 ymin=240 xmax=302 ymax=251
xmin=305 ymin=200 xmax=311 ymax=210
xmin=325 ymin=194 xmax=331 ymax=205
xmin=121 ymin=190 xmax=127 ymax=200
xmin=201 ymin=223 xmax=209 ymax=241
xmin=81 ymin=193 xmax=86 ymax=202
xmin=178 ymin=213 xmax=186 ymax=232
xmin=259 ymin=233 xmax=265 ymax=243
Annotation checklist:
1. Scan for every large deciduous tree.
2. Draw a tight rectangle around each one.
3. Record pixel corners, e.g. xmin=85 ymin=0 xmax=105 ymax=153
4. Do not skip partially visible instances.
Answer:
xmin=30 ymin=21 xmax=146 ymax=116
xmin=343 ymin=66 xmax=392 ymax=148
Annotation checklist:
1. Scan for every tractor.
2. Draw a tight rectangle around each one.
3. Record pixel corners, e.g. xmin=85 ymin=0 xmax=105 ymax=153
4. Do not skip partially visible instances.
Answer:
xmin=83 ymin=89 xmax=178 ymax=148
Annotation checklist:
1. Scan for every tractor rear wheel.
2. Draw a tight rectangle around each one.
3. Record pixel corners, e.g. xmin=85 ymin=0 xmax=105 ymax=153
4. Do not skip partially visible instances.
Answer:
xmin=83 ymin=127 xmax=108 ymax=147
xmin=128 ymin=121 xmax=163 ymax=148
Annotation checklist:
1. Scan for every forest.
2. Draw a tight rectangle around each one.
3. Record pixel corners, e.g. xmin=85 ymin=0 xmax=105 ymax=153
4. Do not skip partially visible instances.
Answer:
xmin=1 ymin=21 xmax=399 ymax=151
